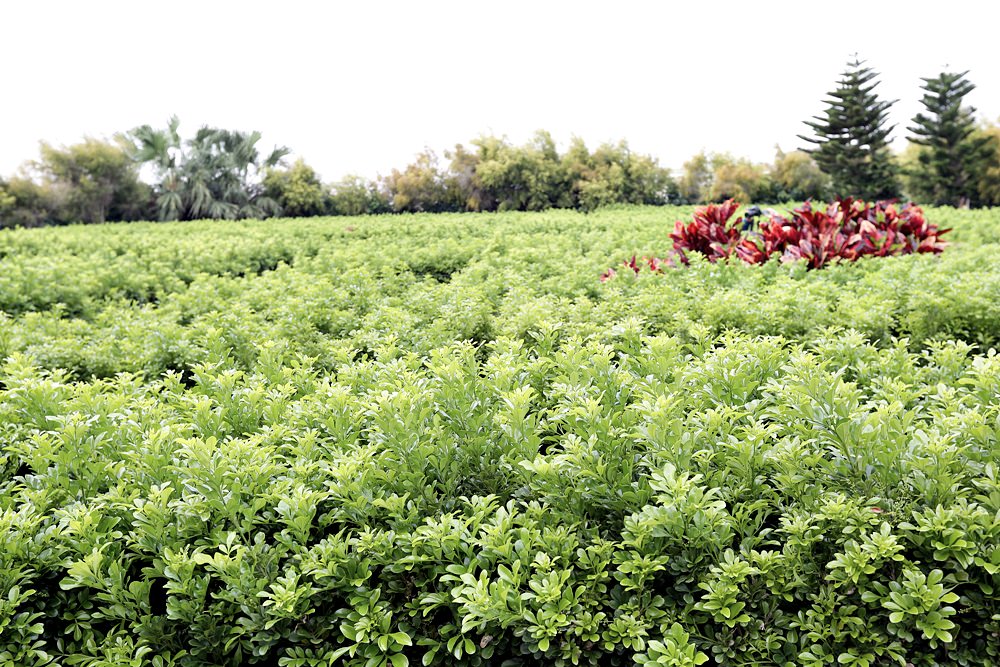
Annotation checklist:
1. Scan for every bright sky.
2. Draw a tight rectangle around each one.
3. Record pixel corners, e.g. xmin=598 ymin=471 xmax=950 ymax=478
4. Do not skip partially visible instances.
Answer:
xmin=3 ymin=1 xmax=999 ymax=182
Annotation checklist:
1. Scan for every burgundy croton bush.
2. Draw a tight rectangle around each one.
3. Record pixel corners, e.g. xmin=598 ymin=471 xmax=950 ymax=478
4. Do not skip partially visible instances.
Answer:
xmin=602 ymin=198 xmax=950 ymax=280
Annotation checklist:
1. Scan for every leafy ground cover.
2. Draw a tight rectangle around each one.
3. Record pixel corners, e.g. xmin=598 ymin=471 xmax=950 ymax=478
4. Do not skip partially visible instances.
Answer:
xmin=1 ymin=205 xmax=999 ymax=666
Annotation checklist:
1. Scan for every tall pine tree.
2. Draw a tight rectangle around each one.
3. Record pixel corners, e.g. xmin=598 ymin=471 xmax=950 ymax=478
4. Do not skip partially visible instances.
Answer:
xmin=800 ymin=58 xmax=900 ymax=199
xmin=907 ymin=70 xmax=991 ymax=207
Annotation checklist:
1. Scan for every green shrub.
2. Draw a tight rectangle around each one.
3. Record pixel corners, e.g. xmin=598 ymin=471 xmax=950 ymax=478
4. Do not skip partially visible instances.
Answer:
xmin=0 ymin=206 xmax=999 ymax=665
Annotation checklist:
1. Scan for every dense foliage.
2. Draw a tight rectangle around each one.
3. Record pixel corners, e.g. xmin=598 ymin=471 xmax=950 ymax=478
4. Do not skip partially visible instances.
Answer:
xmin=5 ymin=65 xmax=1000 ymax=229
xmin=0 ymin=140 xmax=148 ymax=227
xmin=673 ymin=151 xmax=829 ymax=206
xmin=801 ymin=59 xmax=901 ymax=200
xmin=907 ymin=71 xmax=995 ymax=207
xmin=1 ymin=206 xmax=1000 ymax=665
xmin=129 ymin=117 xmax=290 ymax=221
xmin=608 ymin=199 xmax=949 ymax=275
xmin=974 ymin=120 xmax=1000 ymax=205
xmin=263 ymin=160 xmax=330 ymax=219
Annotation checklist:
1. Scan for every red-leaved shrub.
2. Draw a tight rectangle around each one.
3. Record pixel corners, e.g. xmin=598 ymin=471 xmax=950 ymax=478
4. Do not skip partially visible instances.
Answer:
xmin=669 ymin=199 xmax=743 ymax=264
xmin=747 ymin=199 xmax=950 ymax=269
xmin=604 ymin=199 xmax=949 ymax=278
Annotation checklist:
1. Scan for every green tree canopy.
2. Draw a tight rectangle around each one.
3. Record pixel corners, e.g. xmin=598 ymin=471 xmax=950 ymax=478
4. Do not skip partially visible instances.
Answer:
xmin=329 ymin=175 xmax=390 ymax=216
xmin=471 ymin=132 xmax=570 ymax=212
xmin=0 ymin=179 xmax=13 ymax=215
xmin=263 ymin=159 xmax=329 ymax=218
xmin=564 ymin=139 xmax=675 ymax=211
xmin=382 ymin=150 xmax=459 ymax=213
xmin=675 ymin=152 xmax=777 ymax=204
xmin=907 ymin=71 xmax=993 ymax=207
xmin=771 ymin=148 xmax=832 ymax=201
xmin=0 ymin=176 xmax=57 ymax=228
xmin=707 ymin=154 xmax=775 ymax=203
xmin=35 ymin=137 xmax=148 ymax=224
xmin=444 ymin=132 xmax=674 ymax=212
xmin=800 ymin=58 xmax=900 ymax=200
xmin=676 ymin=152 xmax=714 ymax=204
xmin=129 ymin=117 xmax=289 ymax=221
xmin=972 ymin=118 xmax=1000 ymax=206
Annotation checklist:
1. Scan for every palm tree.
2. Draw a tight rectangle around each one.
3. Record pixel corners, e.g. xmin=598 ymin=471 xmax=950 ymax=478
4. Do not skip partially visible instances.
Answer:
xmin=128 ymin=118 xmax=289 ymax=221
xmin=129 ymin=116 xmax=184 ymax=220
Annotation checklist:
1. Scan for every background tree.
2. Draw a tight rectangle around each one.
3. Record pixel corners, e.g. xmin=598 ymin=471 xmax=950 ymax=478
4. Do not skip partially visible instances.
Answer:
xmin=128 ymin=116 xmax=182 ymax=220
xmin=0 ymin=175 xmax=63 ymax=228
xmin=446 ymin=143 xmax=494 ymax=212
xmin=896 ymin=141 xmax=923 ymax=199
xmin=129 ymin=117 xmax=289 ymax=220
xmin=675 ymin=152 xmax=776 ymax=204
xmin=35 ymin=137 xmax=149 ymax=223
xmin=621 ymin=148 xmax=678 ymax=206
xmin=1 ymin=139 xmax=148 ymax=227
xmin=329 ymin=175 xmax=390 ymax=216
xmin=676 ymin=151 xmax=714 ymax=204
xmin=771 ymin=148 xmax=832 ymax=201
xmin=800 ymin=58 xmax=900 ymax=199
xmin=0 ymin=179 xmax=13 ymax=218
xmin=973 ymin=118 xmax=1000 ymax=206
xmin=263 ymin=159 xmax=329 ymax=217
xmin=707 ymin=154 xmax=776 ymax=203
xmin=564 ymin=139 xmax=675 ymax=210
xmin=471 ymin=132 xmax=569 ymax=212
xmin=907 ymin=71 xmax=993 ymax=207
xmin=382 ymin=150 xmax=459 ymax=213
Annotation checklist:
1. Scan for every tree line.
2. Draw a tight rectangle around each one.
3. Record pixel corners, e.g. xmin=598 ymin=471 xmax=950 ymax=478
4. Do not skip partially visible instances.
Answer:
xmin=2 ymin=60 xmax=1000 ymax=228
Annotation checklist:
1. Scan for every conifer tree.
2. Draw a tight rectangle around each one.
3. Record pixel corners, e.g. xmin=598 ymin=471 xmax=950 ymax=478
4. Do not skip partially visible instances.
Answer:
xmin=907 ymin=70 xmax=991 ymax=207
xmin=800 ymin=58 xmax=900 ymax=199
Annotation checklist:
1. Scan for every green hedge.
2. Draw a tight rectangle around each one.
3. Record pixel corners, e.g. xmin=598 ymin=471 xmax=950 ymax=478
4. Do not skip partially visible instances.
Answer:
xmin=1 ymin=206 xmax=999 ymax=666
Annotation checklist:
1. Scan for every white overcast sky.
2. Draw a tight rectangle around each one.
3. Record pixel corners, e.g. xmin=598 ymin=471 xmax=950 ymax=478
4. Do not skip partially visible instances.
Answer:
xmin=3 ymin=1 xmax=999 ymax=181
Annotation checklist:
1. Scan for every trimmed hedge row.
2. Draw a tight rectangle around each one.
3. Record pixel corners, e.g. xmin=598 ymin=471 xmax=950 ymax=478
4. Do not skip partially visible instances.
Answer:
xmin=0 ymin=206 xmax=998 ymax=665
